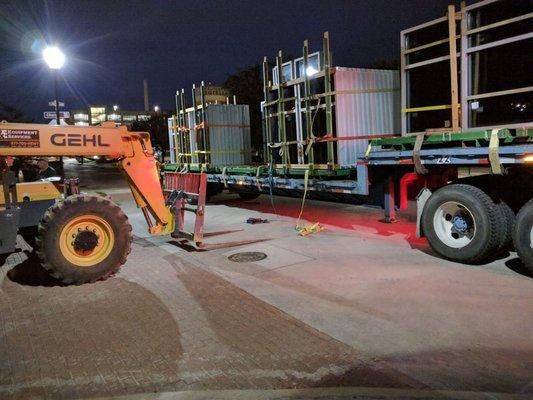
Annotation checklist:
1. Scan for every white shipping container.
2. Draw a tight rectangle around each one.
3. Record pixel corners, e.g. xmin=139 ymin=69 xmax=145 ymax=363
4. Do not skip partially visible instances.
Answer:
xmin=334 ymin=67 xmax=400 ymax=166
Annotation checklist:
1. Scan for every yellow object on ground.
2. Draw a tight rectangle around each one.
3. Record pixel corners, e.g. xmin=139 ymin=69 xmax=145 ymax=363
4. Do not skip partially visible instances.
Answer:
xmin=296 ymin=222 xmax=325 ymax=236
xmin=294 ymin=169 xmax=325 ymax=236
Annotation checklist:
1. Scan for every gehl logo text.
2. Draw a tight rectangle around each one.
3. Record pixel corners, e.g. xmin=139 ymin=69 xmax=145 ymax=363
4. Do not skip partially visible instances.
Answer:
xmin=50 ymin=133 xmax=110 ymax=147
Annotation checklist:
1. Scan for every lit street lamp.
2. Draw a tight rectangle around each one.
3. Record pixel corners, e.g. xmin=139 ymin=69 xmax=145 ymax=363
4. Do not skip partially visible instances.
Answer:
xmin=43 ymin=46 xmax=66 ymax=177
xmin=113 ymin=105 xmax=119 ymax=111
xmin=43 ymin=46 xmax=65 ymax=125
xmin=154 ymin=105 xmax=160 ymax=113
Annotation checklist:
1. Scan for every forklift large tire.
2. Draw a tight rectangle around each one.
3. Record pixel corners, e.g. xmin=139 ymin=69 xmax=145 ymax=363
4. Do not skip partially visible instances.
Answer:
xmin=422 ymin=184 xmax=503 ymax=264
xmin=36 ymin=195 xmax=132 ymax=284
xmin=513 ymin=199 xmax=533 ymax=270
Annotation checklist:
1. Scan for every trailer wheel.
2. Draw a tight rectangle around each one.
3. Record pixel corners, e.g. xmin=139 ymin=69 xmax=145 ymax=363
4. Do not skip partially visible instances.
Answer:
xmin=36 ymin=195 xmax=132 ymax=284
xmin=496 ymin=201 xmax=515 ymax=250
xmin=513 ymin=199 xmax=533 ymax=270
xmin=422 ymin=184 xmax=503 ymax=263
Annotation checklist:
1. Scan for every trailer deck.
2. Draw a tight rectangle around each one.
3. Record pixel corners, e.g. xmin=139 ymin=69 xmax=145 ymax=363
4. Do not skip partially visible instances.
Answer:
xmin=163 ymin=127 xmax=533 ymax=195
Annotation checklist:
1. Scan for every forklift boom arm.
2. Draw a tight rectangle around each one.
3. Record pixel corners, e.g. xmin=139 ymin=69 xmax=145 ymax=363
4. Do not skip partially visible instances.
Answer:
xmin=0 ymin=121 xmax=173 ymax=235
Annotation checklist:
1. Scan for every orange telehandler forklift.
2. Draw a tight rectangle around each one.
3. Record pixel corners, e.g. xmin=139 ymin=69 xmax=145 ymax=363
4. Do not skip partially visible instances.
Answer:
xmin=0 ymin=121 xmax=175 ymax=284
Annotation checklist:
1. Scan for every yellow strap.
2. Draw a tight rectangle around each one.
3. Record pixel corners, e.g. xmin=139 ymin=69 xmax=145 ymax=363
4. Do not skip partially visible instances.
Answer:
xmin=222 ymin=166 xmax=228 ymax=188
xmin=194 ymin=149 xmax=250 ymax=155
xmin=401 ymin=35 xmax=460 ymax=55
xmin=255 ymin=167 xmax=261 ymax=189
xmin=488 ymin=129 xmax=503 ymax=175
xmin=364 ymin=142 xmax=372 ymax=158
xmin=293 ymin=169 xmax=325 ymax=236
xmin=297 ymin=222 xmax=325 ymax=236
xmin=296 ymin=169 xmax=309 ymax=226
xmin=402 ymin=104 xmax=453 ymax=113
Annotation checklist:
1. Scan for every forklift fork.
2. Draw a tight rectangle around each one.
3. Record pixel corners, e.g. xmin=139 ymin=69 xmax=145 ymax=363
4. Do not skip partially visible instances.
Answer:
xmin=165 ymin=172 xmax=267 ymax=249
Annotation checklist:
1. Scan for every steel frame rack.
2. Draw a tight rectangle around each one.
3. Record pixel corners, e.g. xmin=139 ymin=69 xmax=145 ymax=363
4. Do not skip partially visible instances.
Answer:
xmin=171 ymin=81 xmax=239 ymax=166
xmin=262 ymin=32 xmax=336 ymax=168
xmin=400 ymin=0 xmax=532 ymax=135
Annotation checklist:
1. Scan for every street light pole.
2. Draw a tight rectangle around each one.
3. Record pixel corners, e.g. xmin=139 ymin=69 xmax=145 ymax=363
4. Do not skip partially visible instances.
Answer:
xmin=43 ymin=45 xmax=66 ymax=178
xmin=54 ymin=69 xmax=60 ymax=125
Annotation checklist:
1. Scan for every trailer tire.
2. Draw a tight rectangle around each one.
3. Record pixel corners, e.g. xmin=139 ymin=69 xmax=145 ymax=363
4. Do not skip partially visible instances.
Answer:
xmin=496 ymin=201 xmax=515 ymax=251
xmin=422 ymin=184 xmax=503 ymax=263
xmin=36 ymin=195 xmax=132 ymax=284
xmin=513 ymin=199 xmax=533 ymax=270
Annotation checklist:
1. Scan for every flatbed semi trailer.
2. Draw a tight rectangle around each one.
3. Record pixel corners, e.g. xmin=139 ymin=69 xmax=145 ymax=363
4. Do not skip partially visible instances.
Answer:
xmin=163 ymin=127 xmax=533 ymax=268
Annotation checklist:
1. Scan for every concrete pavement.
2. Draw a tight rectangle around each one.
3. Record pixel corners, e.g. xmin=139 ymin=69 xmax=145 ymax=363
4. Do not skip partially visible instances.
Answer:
xmin=1 ymin=161 xmax=532 ymax=399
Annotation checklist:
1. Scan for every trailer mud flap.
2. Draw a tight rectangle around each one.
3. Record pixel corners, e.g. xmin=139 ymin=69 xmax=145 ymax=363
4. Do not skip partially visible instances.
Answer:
xmin=416 ymin=188 xmax=432 ymax=238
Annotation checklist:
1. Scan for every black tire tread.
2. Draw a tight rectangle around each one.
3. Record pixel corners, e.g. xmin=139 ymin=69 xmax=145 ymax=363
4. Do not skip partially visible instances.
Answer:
xmin=422 ymin=184 xmax=503 ymax=263
xmin=496 ymin=201 xmax=515 ymax=251
xmin=36 ymin=195 xmax=132 ymax=284
xmin=513 ymin=199 xmax=533 ymax=270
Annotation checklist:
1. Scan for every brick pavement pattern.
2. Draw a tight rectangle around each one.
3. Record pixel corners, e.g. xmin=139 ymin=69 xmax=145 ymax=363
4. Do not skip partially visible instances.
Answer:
xmin=0 ymin=237 xmax=418 ymax=399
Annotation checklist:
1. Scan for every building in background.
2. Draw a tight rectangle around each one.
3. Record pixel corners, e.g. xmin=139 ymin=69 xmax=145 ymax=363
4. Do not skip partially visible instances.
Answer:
xmin=70 ymin=105 xmax=151 ymax=126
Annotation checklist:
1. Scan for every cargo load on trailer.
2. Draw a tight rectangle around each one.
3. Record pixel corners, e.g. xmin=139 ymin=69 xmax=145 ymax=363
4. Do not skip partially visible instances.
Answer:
xmin=163 ymin=0 xmax=532 ymax=268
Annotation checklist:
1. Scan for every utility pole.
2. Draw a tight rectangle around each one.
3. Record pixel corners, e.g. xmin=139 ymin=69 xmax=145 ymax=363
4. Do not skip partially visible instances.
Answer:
xmin=54 ymin=70 xmax=60 ymax=125
xmin=143 ymin=79 xmax=149 ymax=112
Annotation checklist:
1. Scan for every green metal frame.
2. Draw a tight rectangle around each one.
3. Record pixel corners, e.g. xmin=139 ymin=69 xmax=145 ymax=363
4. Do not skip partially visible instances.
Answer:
xmin=162 ymin=163 xmax=355 ymax=178
xmin=263 ymin=32 xmax=335 ymax=168
xmin=370 ymin=128 xmax=533 ymax=150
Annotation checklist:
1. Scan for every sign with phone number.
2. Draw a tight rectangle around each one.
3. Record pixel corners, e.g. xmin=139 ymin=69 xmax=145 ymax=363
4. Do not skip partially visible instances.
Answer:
xmin=0 ymin=128 xmax=40 ymax=148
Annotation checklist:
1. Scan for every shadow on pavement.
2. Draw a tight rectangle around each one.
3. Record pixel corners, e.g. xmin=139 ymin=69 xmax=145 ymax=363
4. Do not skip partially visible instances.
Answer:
xmin=6 ymin=251 xmax=65 ymax=287
xmin=505 ymin=257 xmax=532 ymax=278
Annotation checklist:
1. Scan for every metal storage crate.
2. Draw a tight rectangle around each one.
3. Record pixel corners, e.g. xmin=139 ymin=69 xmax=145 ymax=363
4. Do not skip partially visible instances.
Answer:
xmin=203 ymin=104 xmax=251 ymax=166
xmin=168 ymin=85 xmax=251 ymax=166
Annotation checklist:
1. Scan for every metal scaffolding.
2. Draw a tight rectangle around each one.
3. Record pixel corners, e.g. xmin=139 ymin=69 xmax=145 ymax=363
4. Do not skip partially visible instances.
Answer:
xmin=401 ymin=0 xmax=532 ymax=135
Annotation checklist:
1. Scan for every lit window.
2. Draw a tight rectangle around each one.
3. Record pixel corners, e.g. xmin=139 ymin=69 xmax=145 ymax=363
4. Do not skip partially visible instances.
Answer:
xmin=107 ymin=113 xmax=121 ymax=121
xmin=90 ymin=106 xmax=106 ymax=125
xmin=74 ymin=113 xmax=89 ymax=120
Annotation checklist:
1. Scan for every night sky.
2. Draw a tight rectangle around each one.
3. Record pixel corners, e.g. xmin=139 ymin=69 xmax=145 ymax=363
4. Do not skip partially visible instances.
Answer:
xmin=1 ymin=0 xmax=462 ymax=122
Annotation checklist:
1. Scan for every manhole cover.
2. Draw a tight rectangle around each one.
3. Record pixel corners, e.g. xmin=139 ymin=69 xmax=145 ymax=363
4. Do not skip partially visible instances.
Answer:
xmin=228 ymin=251 xmax=267 ymax=263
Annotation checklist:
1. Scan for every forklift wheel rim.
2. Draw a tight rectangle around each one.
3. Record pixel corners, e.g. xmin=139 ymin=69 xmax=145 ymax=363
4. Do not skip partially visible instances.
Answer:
xmin=59 ymin=215 xmax=115 ymax=267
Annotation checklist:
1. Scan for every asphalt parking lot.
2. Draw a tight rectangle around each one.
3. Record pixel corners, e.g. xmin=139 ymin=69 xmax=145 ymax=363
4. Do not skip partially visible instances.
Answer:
xmin=1 ymin=160 xmax=532 ymax=400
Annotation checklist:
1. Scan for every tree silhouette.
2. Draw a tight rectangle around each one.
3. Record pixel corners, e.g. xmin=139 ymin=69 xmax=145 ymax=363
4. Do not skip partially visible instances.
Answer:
xmin=131 ymin=112 xmax=170 ymax=156
xmin=0 ymin=102 xmax=30 ymax=122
